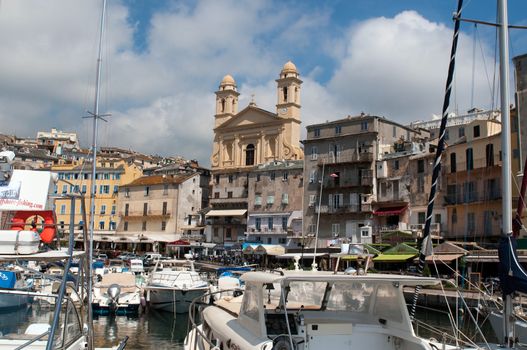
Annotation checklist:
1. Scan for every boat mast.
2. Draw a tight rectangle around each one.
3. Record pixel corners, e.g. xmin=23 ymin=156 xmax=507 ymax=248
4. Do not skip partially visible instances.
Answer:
xmin=86 ymin=0 xmax=107 ymax=348
xmin=498 ymin=0 xmax=514 ymax=346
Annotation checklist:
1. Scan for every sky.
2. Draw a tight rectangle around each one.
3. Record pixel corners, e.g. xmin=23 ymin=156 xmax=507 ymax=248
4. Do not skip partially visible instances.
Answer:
xmin=0 ymin=0 xmax=526 ymax=167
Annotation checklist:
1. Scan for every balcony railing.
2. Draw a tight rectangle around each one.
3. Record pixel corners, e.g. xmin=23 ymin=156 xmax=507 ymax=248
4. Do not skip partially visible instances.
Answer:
xmin=322 ymin=172 xmax=373 ymax=188
xmin=209 ymin=196 xmax=248 ymax=204
xmin=409 ymin=223 xmax=441 ymax=234
xmin=119 ymin=211 xmax=171 ymax=217
xmin=246 ymin=227 xmax=288 ymax=234
xmin=315 ymin=204 xmax=372 ymax=214
xmin=317 ymin=150 xmax=373 ymax=165
xmin=444 ymin=191 xmax=501 ymax=205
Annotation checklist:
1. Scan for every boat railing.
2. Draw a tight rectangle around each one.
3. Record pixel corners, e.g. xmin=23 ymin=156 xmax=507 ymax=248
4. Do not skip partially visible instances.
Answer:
xmin=186 ymin=287 xmax=239 ymax=350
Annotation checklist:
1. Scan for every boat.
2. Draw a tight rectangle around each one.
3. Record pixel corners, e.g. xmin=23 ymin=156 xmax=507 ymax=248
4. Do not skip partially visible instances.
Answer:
xmin=92 ymin=272 xmax=143 ymax=316
xmin=0 ymin=268 xmax=33 ymax=310
xmin=145 ymin=258 xmax=210 ymax=313
xmin=185 ymin=269 xmax=496 ymax=350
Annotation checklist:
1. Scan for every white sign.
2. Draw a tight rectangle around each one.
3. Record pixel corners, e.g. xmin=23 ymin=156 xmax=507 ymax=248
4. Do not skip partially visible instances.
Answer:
xmin=0 ymin=170 xmax=53 ymax=210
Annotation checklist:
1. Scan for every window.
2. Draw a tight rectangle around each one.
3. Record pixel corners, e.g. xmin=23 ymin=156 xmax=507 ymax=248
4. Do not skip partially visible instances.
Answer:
xmin=62 ymin=185 xmax=67 ymax=194
xmin=308 ymin=224 xmax=316 ymax=234
xmin=417 ymin=159 xmax=424 ymax=173
xmin=142 ymin=221 xmax=147 ymax=231
xmin=331 ymin=223 xmax=340 ymax=236
xmin=267 ymin=237 xmax=272 ymax=244
xmin=361 ymin=121 xmax=368 ymax=130
xmin=394 ymin=160 xmax=399 ymax=170
xmin=124 ymin=188 xmax=130 ymax=197
xmin=486 ymin=144 xmax=494 ymax=166
xmin=161 ymin=221 xmax=166 ymax=231
xmin=268 ymin=217 xmax=273 ymax=229
xmin=214 ymin=192 xmax=220 ymax=198
xmin=60 ymin=221 xmax=65 ymax=229
xmin=99 ymin=221 xmax=105 ymax=230
xmin=335 ymin=125 xmax=342 ymax=134
xmin=444 ymin=129 xmax=449 ymax=140
xmin=226 ymin=228 xmax=232 ymax=239
xmin=473 ymin=125 xmax=480 ymax=138
xmin=143 ymin=203 xmax=148 ymax=216
xmin=109 ymin=221 xmax=116 ymax=230
xmin=452 ymin=208 xmax=457 ymax=224
xmin=279 ymin=238 xmax=286 ymax=244
xmin=281 ymin=193 xmax=289 ymax=204
xmin=100 ymin=205 xmax=106 ymax=215
xmin=60 ymin=205 xmax=66 ymax=215
xmin=82 ymin=185 xmax=87 ymax=194
xmin=308 ymin=194 xmax=316 ymax=207
xmin=111 ymin=205 xmax=116 ymax=215
xmin=483 ymin=211 xmax=492 ymax=235
xmin=393 ymin=126 xmax=396 ymax=137
xmin=255 ymin=218 xmax=262 ymax=230
xmin=459 ymin=127 xmax=465 ymax=138
xmin=79 ymin=221 xmax=84 ymax=230
xmin=282 ymin=172 xmax=288 ymax=181
xmin=450 ymin=153 xmax=456 ymax=173
xmin=417 ymin=175 xmax=424 ymax=193
xmin=466 ymin=148 xmax=474 ymax=170
xmin=418 ymin=212 xmax=426 ymax=224
xmin=162 ymin=184 xmax=168 ymax=195
xmin=125 ymin=204 xmax=129 ymax=216
xmin=467 ymin=212 xmax=475 ymax=233
xmin=227 ymin=191 xmax=233 ymax=198
xmin=309 ymin=170 xmax=317 ymax=183
xmin=144 ymin=186 xmax=150 ymax=196
xmin=314 ymin=128 xmax=320 ymax=137
xmin=228 ymin=175 xmax=234 ymax=183
xmin=282 ymin=216 xmax=288 ymax=230
xmin=215 ymin=175 xmax=220 ymax=184
xmin=270 ymin=172 xmax=276 ymax=181
xmin=256 ymin=174 xmax=261 ymax=182
xmin=113 ymin=185 xmax=118 ymax=194
xmin=213 ymin=228 xmax=219 ymax=237
xmin=434 ymin=214 xmax=441 ymax=223
xmin=246 ymin=144 xmax=255 ymax=166
xmin=162 ymin=202 xmax=167 ymax=215
xmin=267 ymin=195 xmax=275 ymax=205
xmin=255 ymin=194 xmax=262 ymax=206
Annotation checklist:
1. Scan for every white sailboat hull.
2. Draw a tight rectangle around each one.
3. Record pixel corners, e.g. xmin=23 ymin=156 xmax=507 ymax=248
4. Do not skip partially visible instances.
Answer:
xmin=148 ymin=287 xmax=208 ymax=313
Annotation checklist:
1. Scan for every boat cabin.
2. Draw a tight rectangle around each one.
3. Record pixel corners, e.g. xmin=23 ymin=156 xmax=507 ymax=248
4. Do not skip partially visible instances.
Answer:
xmin=201 ymin=271 xmax=441 ymax=350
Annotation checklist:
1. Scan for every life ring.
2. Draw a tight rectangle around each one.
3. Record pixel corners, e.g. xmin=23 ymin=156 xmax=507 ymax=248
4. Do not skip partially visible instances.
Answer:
xmin=10 ymin=210 xmax=56 ymax=244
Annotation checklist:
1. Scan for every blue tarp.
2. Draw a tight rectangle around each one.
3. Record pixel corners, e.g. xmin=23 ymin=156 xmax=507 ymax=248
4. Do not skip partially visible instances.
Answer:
xmin=498 ymin=236 xmax=527 ymax=296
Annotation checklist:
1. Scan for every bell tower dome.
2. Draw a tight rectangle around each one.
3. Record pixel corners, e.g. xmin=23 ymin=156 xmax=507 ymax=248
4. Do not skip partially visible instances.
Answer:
xmin=215 ymin=74 xmax=240 ymax=128
xmin=276 ymin=61 xmax=302 ymax=121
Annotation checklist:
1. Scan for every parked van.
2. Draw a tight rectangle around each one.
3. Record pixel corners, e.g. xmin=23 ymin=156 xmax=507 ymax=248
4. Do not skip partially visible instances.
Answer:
xmin=142 ymin=253 xmax=162 ymax=267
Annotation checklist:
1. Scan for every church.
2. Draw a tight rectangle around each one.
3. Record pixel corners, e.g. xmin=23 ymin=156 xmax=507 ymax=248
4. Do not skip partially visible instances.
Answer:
xmin=206 ymin=62 xmax=305 ymax=244
xmin=211 ymin=61 xmax=304 ymax=170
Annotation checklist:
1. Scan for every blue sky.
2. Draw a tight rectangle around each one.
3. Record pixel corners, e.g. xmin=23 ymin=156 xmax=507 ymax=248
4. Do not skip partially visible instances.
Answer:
xmin=0 ymin=0 xmax=525 ymax=166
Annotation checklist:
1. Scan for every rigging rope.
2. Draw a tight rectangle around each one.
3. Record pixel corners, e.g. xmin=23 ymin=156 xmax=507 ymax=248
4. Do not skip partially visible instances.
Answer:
xmin=410 ymin=0 xmax=464 ymax=320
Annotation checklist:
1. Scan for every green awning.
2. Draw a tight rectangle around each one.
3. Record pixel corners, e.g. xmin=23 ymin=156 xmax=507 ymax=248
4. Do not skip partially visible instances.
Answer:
xmin=340 ymin=255 xmax=359 ymax=261
xmin=373 ymin=254 xmax=416 ymax=262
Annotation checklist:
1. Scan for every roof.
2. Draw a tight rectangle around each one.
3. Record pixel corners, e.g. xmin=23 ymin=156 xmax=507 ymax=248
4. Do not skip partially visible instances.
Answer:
xmin=122 ymin=174 xmax=193 ymax=187
xmin=240 ymin=270 xmax=439 ymax=286
xmin=373 ymin=254 xmax=416 ymax=262
xmin=382 ymin=243 xmax=419 ymax=254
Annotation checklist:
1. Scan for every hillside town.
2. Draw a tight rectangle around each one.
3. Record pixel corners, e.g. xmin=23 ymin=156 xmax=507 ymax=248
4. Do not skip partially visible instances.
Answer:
xmin=1 ymin=55 xmax=526 ymax=279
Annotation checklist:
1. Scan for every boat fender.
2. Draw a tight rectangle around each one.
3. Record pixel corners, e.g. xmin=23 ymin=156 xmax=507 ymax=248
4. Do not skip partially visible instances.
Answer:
xmin=272 ymin=336 xmax=292 ymax=350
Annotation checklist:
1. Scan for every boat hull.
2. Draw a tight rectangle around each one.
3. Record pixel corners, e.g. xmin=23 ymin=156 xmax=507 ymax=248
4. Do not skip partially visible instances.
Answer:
xmin=148 ymin=287 xmax=208 ymax=313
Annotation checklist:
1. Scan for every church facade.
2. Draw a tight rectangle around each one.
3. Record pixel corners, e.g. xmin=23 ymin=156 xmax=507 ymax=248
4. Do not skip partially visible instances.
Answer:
xmin=207 ymin=62 xmax=304 ymax=244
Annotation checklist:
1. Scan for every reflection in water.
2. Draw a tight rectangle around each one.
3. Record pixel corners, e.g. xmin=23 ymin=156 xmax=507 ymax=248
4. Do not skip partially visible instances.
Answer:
xmin=93 ymin=310 xmax=189 ymax=349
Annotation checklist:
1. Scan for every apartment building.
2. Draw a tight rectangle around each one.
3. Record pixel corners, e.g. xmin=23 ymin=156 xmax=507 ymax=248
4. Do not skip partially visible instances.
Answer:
xmin=245 ymin=160 xmax=303 ymax=245
xmin=116 ymin=174 xmax=203 ymax=249
xmin=303 ymin=114 xmax=427 ymax=243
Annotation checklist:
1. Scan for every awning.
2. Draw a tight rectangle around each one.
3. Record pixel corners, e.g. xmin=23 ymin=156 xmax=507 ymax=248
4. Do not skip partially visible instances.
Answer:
xmin=276 ymin=253 xmax=328 ymax=259
xmin=373 ymin=206 xmax=407 ymax=216
xmin=424 ymin=254 xmax=464 ymax=263
xmin=142 ymin=233 xmax=179 ymax=242
xmin=373 ymin=254 xmax=416 ymax=262
xmin=254 ymin=245 xmax=286 ymax=256
xmin=205 ymin=209 xmax=247 ymax=217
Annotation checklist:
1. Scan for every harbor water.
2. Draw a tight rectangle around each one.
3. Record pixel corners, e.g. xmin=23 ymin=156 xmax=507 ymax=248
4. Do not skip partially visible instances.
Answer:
xmin=1 ymin=301 xmax=497 ymax=349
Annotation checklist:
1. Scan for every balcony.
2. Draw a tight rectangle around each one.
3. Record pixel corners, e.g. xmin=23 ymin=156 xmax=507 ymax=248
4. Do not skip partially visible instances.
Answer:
xmin=409 ymin=223 xmax=441 ymax=235
xmin=444 ymin=191 xmax=501 ymax=205
xmin=322 ymin=171 xmax=373 ymax=189
xmin=315 ymin=204 xmax=372 ymax=214
xmin=317 ymin=150 xmax=373 ymax=166
xmin=209 ymin=196 xmax=248 ymax=205
xmin=246 ymin=227 xmax=288 ymax=235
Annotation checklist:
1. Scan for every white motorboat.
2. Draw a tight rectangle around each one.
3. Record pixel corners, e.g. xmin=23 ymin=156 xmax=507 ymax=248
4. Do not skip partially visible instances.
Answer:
xmin=145 ymin=259 xmax=209 ymax=313
xmin=92 ymin=272 xmax=143 ymax=316
xmin=185 ymin=270 xmax=493 ymax=350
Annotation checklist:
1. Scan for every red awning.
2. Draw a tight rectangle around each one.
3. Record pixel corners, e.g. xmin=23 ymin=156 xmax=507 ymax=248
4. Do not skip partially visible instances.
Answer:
xmin=373 ymin=206 xmax=407 ymax=216
xmin=168 ymin=240 xmax=190 ymax=245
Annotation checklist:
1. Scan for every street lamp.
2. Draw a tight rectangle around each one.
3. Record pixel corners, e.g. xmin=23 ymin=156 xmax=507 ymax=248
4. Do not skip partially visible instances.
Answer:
xmin=311 ymin=160 xmax=338 ymax=271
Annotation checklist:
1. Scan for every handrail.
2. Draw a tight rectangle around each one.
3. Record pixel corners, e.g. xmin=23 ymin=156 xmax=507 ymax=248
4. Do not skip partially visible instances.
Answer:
xmin=13 ymin=330 xmax=50 ymax=350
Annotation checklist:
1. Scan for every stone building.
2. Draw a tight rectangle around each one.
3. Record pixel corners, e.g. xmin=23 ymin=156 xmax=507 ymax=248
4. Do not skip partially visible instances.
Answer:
xmin=303 ymin=114 xmax=427 ymax=243
xmin=207 ymin=62 xmax=304 ymax=244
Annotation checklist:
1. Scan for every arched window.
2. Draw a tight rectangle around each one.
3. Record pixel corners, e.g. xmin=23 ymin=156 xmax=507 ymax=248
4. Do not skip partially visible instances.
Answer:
xmin=283 ymin=87 xmax=288 ymax=102
xmin=450 ymin=153 xmax=456 ymax=173
xmin=221 ymin=98 xmax=226 ymax=113
xmin=246 ymin=144 xmax=255 ymax=166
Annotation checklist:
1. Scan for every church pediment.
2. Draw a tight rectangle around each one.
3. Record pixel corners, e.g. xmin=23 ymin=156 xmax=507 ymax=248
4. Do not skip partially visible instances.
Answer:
xmin=215 ymin=105 xmax=281 ymax=130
